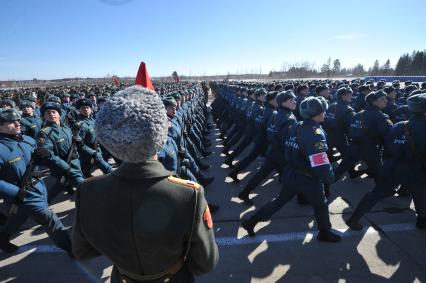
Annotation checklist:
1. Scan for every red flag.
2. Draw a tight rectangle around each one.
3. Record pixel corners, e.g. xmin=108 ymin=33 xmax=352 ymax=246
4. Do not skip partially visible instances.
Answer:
xmin=135 ymin=61 xmax=155 ymax=91
xmin=113 ymin=77 xmax=119 ymax=86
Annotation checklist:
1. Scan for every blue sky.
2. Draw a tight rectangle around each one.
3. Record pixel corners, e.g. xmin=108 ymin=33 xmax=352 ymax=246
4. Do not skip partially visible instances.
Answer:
xmin=1 ymin=0 xmax=425 ymax=80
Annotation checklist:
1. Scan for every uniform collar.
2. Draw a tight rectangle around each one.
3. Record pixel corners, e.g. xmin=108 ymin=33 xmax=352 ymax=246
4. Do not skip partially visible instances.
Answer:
xmin=112 ymin=160 xmax=171 ymax=180
xmin=302 ymin=118 xmax=320 ymax=127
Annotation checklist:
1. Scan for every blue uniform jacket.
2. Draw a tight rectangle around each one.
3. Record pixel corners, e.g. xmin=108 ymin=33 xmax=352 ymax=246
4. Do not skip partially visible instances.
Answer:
xmin=285 ymin=119 xmax=334 ymax=185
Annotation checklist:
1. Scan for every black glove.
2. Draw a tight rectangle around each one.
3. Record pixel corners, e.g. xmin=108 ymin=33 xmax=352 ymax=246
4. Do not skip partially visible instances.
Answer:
xmin=35 ymin=147 xmax=51 ymax=159
xmin=72 ymin=135 xmax=84 ymax=147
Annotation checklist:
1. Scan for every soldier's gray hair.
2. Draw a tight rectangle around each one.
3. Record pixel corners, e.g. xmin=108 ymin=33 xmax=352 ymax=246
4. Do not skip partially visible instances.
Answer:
xmin=95 ymin=85 xmax=168 ymax=163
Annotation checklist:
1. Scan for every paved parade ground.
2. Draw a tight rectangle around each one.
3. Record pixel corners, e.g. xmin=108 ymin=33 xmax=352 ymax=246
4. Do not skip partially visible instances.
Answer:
xmin=1 ymin=116 xmax=425 ymax=283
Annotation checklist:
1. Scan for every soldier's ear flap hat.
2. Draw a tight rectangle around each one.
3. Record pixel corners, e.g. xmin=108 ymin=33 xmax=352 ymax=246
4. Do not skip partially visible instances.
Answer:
xmin=366 ymin=90 xmax=387 ymax=105
xmin=41 ymin=102 xmax=62 ymax=116
xmin=75 ymin=98 xmax=93 ymax=109
xmin=276 ymin=90 xmax=296 ymax=105
xmin=407 ymin=93 xmax=426 ymax=113
xmin=95 ymin=86 xmax=168 ymax=164
xmin=336 ymin=87 xmax=353 ymax=100
xmin=20 ymin=100 xmax=34 ymax=109
xmin=299 ymin=96 xmax=328 ymax=119
xmin=0 ymin=108 xmax=21 ymax=123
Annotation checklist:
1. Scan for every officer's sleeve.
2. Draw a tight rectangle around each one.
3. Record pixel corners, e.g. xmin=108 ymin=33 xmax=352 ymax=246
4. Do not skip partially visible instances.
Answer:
xmin=377 ymin=114 xmax=393 ymax=140
xmin=186 ymin=186 xmax=219 ymax=275
xmin=72 ymin=186 xmax=101 ymax=259
xmin=0 ymin=159 xmax=20 ymax=198
xmin=36 ymin=132 xmax=70 ymax=173
xmin=76 ymin=127 xmax=97 ymax=156
xmin=304 ymin=128 xmax=335 ymax=185
xmin=344 ymin=107 xmax=356 ymax=130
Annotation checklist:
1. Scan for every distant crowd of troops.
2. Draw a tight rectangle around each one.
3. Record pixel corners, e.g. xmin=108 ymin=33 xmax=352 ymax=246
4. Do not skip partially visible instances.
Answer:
xmin=211 ymin=79 xmax=426 ymax=242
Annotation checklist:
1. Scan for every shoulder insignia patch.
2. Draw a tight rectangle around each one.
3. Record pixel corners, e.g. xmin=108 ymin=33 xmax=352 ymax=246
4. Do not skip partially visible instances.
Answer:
xmin=167 ymin=176 xmax=200 ymax=190
xmin=203 ymin=206 xmax=213 ymax=229
xmin=314 ymin=128 xmax=322 ymax=135
xmin=313 ymin=141 xmax=326 ymax=151
xmin=41 ymin=127 xmax=50 ymax=132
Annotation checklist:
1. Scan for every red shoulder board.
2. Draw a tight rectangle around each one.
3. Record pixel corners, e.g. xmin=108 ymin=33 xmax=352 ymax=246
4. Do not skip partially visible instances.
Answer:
xmin=203 ymin=206 xmax=213 ymax=229
xmin=167 ymin=176 xmax=200 ymax=190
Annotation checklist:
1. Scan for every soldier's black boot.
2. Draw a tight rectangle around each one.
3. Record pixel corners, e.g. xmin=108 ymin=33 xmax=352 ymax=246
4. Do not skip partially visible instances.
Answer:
xmin=348 ymin=168 xmax=365 ymax=179
xmin=0 ymin=212 xmax=8 ymax=225
xmin=224 ymin=158 xmax=234 ymax=167
xmin=416 ymin=216 xmax=426 ymax=229
xmin=396 ymin=186 xmax=410 ymax=197
xmin=317 ymin=229 xmax=341 ymax=242
xmin=0 ymin=235 xmax=18 ymax=253
xmin=238 ymin=188 xmax=253 ymax=206
xmin=241 ymin=218 xmax=256 ymax=237
xmin=228 ymin=171 xmax=240 ymax=183
xmin=345 ymin=215 xmax=363 ymax=231
xmin=221 ymin=147 xmax=229 ymax=156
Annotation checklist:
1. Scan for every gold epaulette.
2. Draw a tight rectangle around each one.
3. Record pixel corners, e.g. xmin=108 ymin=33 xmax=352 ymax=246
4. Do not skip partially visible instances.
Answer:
xmin=167 ymin=176 xmax=200 ymax=190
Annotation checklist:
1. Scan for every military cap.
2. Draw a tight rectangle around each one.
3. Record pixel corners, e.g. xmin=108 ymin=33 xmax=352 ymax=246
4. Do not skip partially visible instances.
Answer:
xmin=404 ymin=85 xmax=418 ymax=95
xmin=265 ymin=91 xmax=279 ymax=102
xmin=163 ymin=97 xmax=177 ymax=107
xmin=41 ymin=102 xmax=62 ymax=116
xmin=47 ymin=96 xmax=61 ymax=104
xmin=63 ymin=93 xmax=71 ymax=98
xmin=87 ymin=92 xmax=96 ymax=98
xmin=392 ymin=80 xmax=400 ymax=87
xmin=336 ymin=87 xmax=353 ymax=100
xmin=405 ymin=80 xmax=413 ymax=86
xmin=276 ymin=90 xmax=296 ymax=105
xmin=366 ymin=90 xmax=387 ymax=105
xmin=75 ymin=98 xmax=93 ymax=109
xmin=407 ymin=92 xmax=426 ymax=113
xmin=383 ymin=86 xmax=396 ymax=95
xmin=97 ymin=96 xmax=107 ymax=104
xmin=300 ymin=96 xmax=328 ymax=119
xmin=20 ymin=100 xmax=34 ymax=109
xmin=284 ymin=84 xmax=294 ymax=91
xmin=315 ymin=85 xmax=328 ymax=95
xmin=358 ymin=85 xmax=371 ymax=92
xmin=1 ymin=99 xmax=16 ymax=108
xmin=25 ymin=96 xmax=37 ymax=102
xmin=254 ymin=88 xmax=267 ymax=98
xmin=70 ymin=93 xmax=80 ymax=100
xmin=296 ymin=84 xmax=308 ymax=93
xmin=0 ymin=108 xmax=21 ymax=122
xmin=95 ymin=86 xmax=168 ymax=164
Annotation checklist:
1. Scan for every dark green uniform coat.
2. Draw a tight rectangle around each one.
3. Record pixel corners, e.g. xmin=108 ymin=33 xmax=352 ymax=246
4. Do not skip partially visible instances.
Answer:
xmin=72 ymin=160 xmax=219 ymax=283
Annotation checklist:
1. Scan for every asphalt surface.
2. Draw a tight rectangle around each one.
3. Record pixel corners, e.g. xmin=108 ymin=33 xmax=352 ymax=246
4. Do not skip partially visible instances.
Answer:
xmin=1 ymin=110 xmax=425 ymax=283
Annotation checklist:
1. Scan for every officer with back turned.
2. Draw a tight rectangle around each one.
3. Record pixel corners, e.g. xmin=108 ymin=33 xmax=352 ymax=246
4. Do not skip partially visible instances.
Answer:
xmin=72 ymin=86 xmax=219 ymax=283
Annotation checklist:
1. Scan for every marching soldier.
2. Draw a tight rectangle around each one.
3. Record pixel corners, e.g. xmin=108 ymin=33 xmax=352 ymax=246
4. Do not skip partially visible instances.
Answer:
xmin=36 ymin=102 xmax=84 ymax=201
xmin=0 ymin=108 xmax=72 ymax=254
xmin=346 ymin=93 xmax=426 ymax=230
xmin=242 ymin=96 xmax=341 ymax=242
xmin=73 ymin=98 xmax=113 ymax=177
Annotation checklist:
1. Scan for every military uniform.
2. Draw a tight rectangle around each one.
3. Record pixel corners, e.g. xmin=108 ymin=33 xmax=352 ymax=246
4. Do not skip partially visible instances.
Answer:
xmin=347 ymin=114 xmax=426 ymax=229
xmin=37 ymin=122 xmax=84 ymax=201
xmin=242 ymin=118 xmax=340 ymax=242
xmin=74 ymin=114 xmax=113 ymax=177
xmin=0 ymin=109 xmax=71 ymax=253
xmin=72 ymin=161 xmax=219 ymax=283
xmin=20 ymin=114 xmax=42 ymax=139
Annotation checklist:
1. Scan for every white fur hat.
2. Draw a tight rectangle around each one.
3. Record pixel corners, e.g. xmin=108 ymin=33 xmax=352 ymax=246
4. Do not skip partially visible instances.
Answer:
xmin=95 ymin=85 xmax=168 ymax=163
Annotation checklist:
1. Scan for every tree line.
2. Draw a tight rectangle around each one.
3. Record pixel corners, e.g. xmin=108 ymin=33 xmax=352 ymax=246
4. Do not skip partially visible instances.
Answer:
xmin=269 ymin=50 xmax=426 ymax=78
